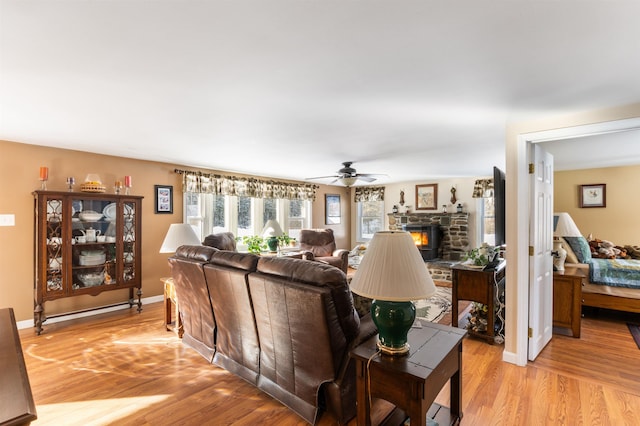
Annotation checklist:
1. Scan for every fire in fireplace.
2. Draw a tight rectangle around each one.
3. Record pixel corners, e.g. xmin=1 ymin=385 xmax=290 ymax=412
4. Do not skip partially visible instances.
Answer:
xmin=403 ymin=224 xmax=441 ymax=261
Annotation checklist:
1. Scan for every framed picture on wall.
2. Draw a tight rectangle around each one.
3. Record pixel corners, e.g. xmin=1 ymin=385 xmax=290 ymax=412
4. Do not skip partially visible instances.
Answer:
xmin=325 ymin=194 xmax=341 ymax=224
xmin=155 ymin=185 xmax=173 ymax=214
xmin=415 ymin=184 xmax=438 ymax=210
xmin=579 ymin=183 xmax=606 ymax=208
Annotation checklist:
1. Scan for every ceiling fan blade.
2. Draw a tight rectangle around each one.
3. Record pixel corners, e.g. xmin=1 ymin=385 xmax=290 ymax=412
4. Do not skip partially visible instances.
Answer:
xmin=358 ymin=173 xmax=389 ymax=178
xmin=356 ymin=175 xmax=377 ymax=182
xmin=305 ymin=175 xmax=339 ymax=180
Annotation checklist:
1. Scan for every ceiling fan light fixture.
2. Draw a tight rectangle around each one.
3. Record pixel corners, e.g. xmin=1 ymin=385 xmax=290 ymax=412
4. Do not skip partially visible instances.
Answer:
xmin=338 ymin=176 xmax=358 ymax=187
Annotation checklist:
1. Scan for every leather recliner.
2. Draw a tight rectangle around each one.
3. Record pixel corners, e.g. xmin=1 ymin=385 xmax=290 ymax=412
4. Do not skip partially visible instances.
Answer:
xmin=298 ymin=229 xmax=349 ymax=273
xmin=203 ymin=231 xmax=237 ymax=251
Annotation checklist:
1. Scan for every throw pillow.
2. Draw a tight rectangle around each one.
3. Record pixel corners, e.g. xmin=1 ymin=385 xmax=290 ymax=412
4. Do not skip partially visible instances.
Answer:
xmin=560 ymin=237 xmax=579 ymax=264
xmin=563 ymin=236 xmax=592 ymax=263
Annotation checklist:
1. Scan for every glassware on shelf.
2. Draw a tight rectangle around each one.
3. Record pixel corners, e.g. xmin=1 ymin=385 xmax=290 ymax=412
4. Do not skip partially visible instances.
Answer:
xmin=124 ymin=175 xmax=132 ymax=195
xmin=39 ymin=166 xmax=49 ymax=190
xmin=66 ymin=176 xmax=75 ymax=191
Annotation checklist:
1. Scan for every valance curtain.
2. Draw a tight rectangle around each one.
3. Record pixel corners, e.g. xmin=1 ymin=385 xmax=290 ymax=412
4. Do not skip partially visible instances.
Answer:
xmin=472 ymin=179 xmax=494 ymax=198
xmin=176 ymin=170 xmax=318 ymax=201
xmin=354 ymin=186 xmax=385 ymax=202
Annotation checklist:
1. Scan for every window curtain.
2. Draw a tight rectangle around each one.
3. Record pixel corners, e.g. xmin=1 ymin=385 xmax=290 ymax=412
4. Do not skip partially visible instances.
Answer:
xmin=354 ymin=186 xmax=385 ymax=202
xmin=176 ymin=169 xmax=318 ymax=201
xmin=472 ymin=179 xmax=494 ymax=198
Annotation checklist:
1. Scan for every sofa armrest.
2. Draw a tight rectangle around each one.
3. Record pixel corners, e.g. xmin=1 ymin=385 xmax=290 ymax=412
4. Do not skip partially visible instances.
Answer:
xmin=301 ymin=250 xmax=315 ymax=261
xmin=333 ymin=248 xmax=349 ymax=261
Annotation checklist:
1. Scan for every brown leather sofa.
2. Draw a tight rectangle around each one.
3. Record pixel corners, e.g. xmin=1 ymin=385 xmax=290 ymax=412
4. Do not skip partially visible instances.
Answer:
xmin=298 ymin=228 xmax=349 ymax=273
xmin=168 ymin=245 xmax=377 ymax=425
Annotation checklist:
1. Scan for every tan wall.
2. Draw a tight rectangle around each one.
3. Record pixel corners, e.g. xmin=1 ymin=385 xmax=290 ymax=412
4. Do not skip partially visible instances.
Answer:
xmin=555 ymin=164 xmax=640 ymax=244
xmin=0 ymin=140 xmax=341 ymax=323
xmin=312 ymin=186 xmax=350 ymax=250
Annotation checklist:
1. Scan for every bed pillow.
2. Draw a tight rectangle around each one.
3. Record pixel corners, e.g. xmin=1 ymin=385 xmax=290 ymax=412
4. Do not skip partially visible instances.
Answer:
xmin=563 ymin=236 xmax=592 ymax=263
xmin=560 ymin=237 xmax=579 ymax=264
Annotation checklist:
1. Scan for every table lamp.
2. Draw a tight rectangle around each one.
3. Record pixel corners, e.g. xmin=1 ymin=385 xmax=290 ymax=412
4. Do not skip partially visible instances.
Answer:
xmin=350 ymin=231 xmax=437 ymax=356
xmin=160 ymin=223 xmax=201 ymax=253
xmin=553 ymin=212 xmax=582 ymax=271
xmin=262 ymin=219 xmax=284 ymax=252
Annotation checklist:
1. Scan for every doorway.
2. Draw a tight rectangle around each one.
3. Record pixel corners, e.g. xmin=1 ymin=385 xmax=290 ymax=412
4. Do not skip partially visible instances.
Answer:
xmin=506 ymin=115 xmax=640 ymax=366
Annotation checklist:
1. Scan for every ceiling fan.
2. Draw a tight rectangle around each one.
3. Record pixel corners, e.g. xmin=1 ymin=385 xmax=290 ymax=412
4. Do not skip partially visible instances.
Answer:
xmin=306 ymin=161 xmax=384 ymax=186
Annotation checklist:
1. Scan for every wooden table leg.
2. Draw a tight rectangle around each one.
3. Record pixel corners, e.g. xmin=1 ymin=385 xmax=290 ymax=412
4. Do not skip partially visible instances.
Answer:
xmin=355 ymin=359 xmax=372 ymax=426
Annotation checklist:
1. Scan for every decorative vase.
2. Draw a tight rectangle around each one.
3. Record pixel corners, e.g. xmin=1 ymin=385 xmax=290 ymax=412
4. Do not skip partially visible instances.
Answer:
xmin=553 ymin=239 xmax=567 ymax=272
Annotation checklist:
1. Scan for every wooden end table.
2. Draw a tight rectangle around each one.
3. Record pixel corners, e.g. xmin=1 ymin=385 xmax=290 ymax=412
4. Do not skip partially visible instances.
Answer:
xmin=553 ymin=266 xmax=585 ymax=338
xmin=350 ymin=322 xmax=467 ymax=426
xmin=162 ymin=277 xmax=182 ymax=337
xmin=452 ymin=261 xmax=506 ymax=344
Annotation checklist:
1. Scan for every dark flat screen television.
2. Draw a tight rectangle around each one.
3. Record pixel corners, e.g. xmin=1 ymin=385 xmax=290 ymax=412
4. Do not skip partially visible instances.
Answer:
xmin=493 ymin=166 xmax=506 ymax=247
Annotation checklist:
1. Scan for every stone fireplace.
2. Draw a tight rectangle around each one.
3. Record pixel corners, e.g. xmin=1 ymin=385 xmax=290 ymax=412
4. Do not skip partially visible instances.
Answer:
xmin=388 ymin=212 xmax=470 ymax=282
xmin=403 ymin=224 xmax=441 ymax=261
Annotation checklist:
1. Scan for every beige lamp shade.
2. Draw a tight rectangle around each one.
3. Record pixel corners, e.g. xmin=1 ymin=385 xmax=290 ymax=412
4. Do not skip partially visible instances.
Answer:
xmin=350 ymin=231 xmax=437 ymax=301
xmin=554 ymin=212 xmax=582 ymax=237
xmin=261 ymin=219 xmax=284 ymax=237
xmin=160 ymin=223 xmax=201 ymax=253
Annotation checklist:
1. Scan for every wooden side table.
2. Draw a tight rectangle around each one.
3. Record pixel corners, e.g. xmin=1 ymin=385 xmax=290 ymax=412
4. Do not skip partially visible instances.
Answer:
xmin=162 ymin=277 xmax=182 ymax=337
xmin=350 ymin=322 xmax=467 ymax=426
xmin=553 ymin=266 xmax=585 ymax=338
xmin=452 ymin=261 xmax=506 ymax=343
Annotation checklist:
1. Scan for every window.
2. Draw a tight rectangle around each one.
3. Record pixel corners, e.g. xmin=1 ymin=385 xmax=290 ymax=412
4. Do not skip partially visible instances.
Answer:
xmin=478 ymin=196 xmax=496 ymax=245
xmin=185 ymin=193 xmax=311 ymax=241
xmin=356 ymin=200 xmax=385 ymax=241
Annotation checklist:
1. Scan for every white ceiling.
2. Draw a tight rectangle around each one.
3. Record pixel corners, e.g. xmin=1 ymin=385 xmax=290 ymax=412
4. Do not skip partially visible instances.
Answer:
xmin=2 ymin=1 xmax=640 ymax=185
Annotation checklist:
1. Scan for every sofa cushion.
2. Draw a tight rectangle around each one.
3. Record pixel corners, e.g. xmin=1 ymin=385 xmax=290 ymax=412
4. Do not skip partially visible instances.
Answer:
xmin=204 ymin=251 xmax=260 ymax=383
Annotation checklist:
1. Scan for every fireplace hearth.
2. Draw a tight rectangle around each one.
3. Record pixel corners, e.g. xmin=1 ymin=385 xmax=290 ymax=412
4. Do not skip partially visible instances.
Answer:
xmin=403 ymin=224 xmax=441 ymax=261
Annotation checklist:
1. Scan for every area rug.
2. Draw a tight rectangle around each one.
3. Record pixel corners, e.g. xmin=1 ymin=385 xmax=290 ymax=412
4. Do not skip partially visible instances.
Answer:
xmin=627 ymin=323 xmax=640 ymax=349
xmin=415 ymin=286 xmax=453 ymax=323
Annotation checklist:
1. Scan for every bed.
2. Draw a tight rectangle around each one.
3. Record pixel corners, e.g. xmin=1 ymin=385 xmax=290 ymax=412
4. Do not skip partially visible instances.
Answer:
xmin=562 ymin=237 xmax=640 ymax=314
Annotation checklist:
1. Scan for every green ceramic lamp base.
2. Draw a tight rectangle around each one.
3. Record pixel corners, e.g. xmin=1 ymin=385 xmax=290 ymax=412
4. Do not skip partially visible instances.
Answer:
xmin=371 ymin=299 xmax=416 ymax=356
xmin=266 ymin=236 xmax=279 ymax=252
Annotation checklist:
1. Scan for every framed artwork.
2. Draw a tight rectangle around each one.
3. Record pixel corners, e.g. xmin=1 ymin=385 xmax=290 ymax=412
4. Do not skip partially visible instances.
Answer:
xmin=579 ymin=184 xmax=606 ymax=208
xmin=415 ymin=184 xmax=438 ymax=210
xmin=325 ymin=194 xmax=341 ymax=224
xmin=155 ymin=185 xmax=173 ymax=214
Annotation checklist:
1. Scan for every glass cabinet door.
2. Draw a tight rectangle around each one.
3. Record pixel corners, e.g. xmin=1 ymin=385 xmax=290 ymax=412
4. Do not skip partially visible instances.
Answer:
xmin=71 ymin=197 xmax=117 ymax=290
xmin=122 ymin=201 xmax=137 ymax=284
xmin=44 ymin=196 xmax=65 ymax=294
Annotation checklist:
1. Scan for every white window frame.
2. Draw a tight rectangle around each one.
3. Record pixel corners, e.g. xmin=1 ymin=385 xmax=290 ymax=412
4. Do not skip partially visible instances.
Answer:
xmin=356 ymin=200 xmax=385 ymax=242
xmin=476 ymin=197 xmax=496 ymax=246
xmin=184 ymin=193 xmax=312 ymax=240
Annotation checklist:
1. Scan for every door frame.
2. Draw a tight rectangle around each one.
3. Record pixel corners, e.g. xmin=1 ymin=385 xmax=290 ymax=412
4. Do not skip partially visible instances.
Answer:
xmin=508 ymin=116 xmax=640 ymax=366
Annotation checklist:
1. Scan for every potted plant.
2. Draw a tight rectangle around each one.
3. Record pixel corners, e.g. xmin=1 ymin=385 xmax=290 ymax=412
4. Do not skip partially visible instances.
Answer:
xmin=463 ymin=243 xmax=499 ymax=266
xmin=278 ymin=234 xmax=296 ymax=247
xmin=237 ymin=235 xmax=267 ymax=254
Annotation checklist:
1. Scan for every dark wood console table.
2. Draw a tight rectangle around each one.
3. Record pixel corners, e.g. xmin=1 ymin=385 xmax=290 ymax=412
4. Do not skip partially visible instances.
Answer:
xmin=0 ymin=308 xmax=37 ymax=425
xmin=350 ymin=322 xmax=467 ymax=426
xmin=452 ymin=261 xmax=506 ymax=344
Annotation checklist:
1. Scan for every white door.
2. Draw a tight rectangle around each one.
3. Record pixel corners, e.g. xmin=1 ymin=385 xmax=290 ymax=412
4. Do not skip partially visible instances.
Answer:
xmin=528 ymin=143 xmax=554 ymax=360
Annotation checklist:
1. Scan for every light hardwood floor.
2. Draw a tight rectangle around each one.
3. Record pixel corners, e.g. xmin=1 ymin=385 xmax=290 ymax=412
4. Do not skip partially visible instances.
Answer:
xmin=18 ymin=303 xmax=640 ymax=425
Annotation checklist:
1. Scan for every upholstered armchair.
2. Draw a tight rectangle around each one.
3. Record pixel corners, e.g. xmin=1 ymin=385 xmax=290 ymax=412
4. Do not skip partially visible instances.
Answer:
xmin=203 ymin=232 xmax=237 ymax=251
xmin=298 ymin=228 xmax=349 ymax=273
